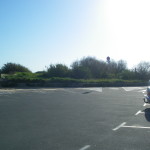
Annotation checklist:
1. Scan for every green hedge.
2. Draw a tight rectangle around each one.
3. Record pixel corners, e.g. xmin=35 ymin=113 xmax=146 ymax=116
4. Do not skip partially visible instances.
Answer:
xmin=0 ymin=76 xmax=146 ymax=87
xmin=0 ymin=72 xmax=146 ymax=87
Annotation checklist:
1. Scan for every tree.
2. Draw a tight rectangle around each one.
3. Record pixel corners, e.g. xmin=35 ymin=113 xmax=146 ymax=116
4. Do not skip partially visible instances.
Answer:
xmin=71 ymin=66 xmax=92 ymax=79
xmin=1 ymin=63 xmax=31 ymax=74
xmin=107 ymin=60 xmax=118 ymax=75
xmin=135 ymin=61 xmax=150 ymax=80
xmin=71 ymin=57 xmax=107 ymax=79
xmin=106 ymin=59 xmax=127 ymax=78
xmin=117 ymin=60 xmax=127 ymax=73
xmin=118 ymin=70 xmax=135 ymax=80
xmin=46 ymin=64 xmax=70 ymax=77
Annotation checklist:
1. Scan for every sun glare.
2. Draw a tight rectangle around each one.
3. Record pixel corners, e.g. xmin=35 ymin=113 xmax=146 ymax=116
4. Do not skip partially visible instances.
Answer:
xmin=104 ymin=0 xmax=150 ymax=67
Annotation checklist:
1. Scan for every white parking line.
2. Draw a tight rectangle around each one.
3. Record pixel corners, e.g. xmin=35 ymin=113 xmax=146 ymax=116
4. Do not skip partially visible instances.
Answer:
xmin=79 ymin=145 xmax=91 ymax=150
xmin=138 ymin=89 xmax=146 ymax=93
xmin=122 ymin=87 xmax=144 ymax=92
xmin=143 ymin=103 xmax=150 ymax=106
xmin=123 ymin=125 xmax=150 ymax=129
xmin=76 ymin=87 xmax=102 ymax=92
xmin=113 ymin=122 xmax=150 ymax=131
xmin=109 ymin=87 xmax=119 ymax=90
xmin=112 ymin=122 xmax=126 ymax=131
xmin=0 ymin=92 xmax=14 ymax=95
xmin=61 ymin=89 xmax=77 ymax=94
xmin=135 ymin=110 xmax=144 ymax=116
xmin=90 ymin=88 xmax=102 ymax=92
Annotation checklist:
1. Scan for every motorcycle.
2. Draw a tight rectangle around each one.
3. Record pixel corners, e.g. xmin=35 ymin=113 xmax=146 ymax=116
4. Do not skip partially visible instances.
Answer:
xmin=143 ymin=80 xmax=150 ymax=103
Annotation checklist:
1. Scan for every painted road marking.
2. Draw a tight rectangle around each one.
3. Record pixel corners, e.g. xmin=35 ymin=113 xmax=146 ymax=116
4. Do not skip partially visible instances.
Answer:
xmin=89 ymin=88 xmax=102 ymax=92
xmin=141 ymin=90 xmax=146 ymax=93
xmin=0 ymin=88 xmax=57 ymax=94
xmin=109 ymin=87 xmax=119 ymax=90
xmin=138 ymin=89 xmax=146 ymax=93
xmin=76 ymin=87 xmax=102 ymax=92
xmin=143 ymin=103 xmax=150 ymax=106
xmin=135 ymin=110 xmax=144 ymax=116
xmin=0 ymin=91 xmax=14 ymax=95
xmin=122 ymin=87 xmax=146 ymax=92
xmin=113 ymin=122 xmax=150 ymax=131
xmin=79 ymin=145 xmax=91 ymax=150
xmin=112 ymin=122 xmax=126 ymax=131
xmin=60 ymin=89 xmax=77 ymax=94
xmin=123 ymin=125 xmax=150 ymax=129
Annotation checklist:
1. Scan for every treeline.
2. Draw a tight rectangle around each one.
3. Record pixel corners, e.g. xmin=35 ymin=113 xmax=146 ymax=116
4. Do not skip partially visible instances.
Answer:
xmin=1 ymin=57 xmax=150 ymax=80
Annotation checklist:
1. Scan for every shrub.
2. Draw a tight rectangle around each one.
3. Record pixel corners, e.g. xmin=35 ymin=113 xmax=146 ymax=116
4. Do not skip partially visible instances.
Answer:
xmin=1 ymin=63 xmax=31 ymax=74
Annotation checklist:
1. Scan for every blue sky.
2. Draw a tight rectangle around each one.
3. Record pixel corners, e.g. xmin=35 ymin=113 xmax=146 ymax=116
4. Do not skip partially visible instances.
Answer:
xmin=1 ymin=0 xmax=150 ymax=72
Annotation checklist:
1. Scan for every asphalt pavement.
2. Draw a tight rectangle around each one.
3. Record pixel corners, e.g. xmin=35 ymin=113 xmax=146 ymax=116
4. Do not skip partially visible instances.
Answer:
xmin=0 ymin=87 xmax=149 ymax=150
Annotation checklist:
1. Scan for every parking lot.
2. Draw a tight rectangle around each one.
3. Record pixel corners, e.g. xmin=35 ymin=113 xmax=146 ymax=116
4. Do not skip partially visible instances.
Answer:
xmin=0 ymin=87 xmax=150 ymax=150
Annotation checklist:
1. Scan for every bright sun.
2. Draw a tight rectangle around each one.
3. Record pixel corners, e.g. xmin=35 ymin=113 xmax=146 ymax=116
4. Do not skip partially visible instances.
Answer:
xmin=103 ymin=0 xmax=150 ymax=67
